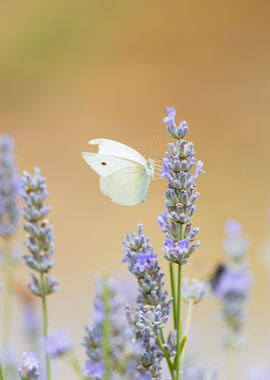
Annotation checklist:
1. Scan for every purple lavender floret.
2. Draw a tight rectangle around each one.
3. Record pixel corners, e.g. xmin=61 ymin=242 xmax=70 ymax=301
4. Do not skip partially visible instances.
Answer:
xmin=123 ymin=225 xmax=172 ymax=379
xmin=213 ymin=267 xmax=251 ymax=300
xmin=0 ymin=135 xmax=20 ymax=237
xmin=159 ymin=107 xmax=203 ymax=264
xmin=21 ymin=168 xmax=59 ymax=297
xmin=223 ymin=219 xmax=250 ymax=260
xmin=18 ymin=352 xmax=40 ymax=380
xmin=45 ymin=330 xmax=72 ymax=358
xmin=83 ymin=360 xmax=104 ymax=380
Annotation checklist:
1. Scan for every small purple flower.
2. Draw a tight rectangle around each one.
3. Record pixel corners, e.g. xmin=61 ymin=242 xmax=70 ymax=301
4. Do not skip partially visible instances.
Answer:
xmin=18 ymin=352 xmax=40 ymax=380
xmin=225 ymin=219 xmax=243 ymax=236
xmin=163 ymin=238 xmax=200 ymax=264
xmin=45 ymin=330 xmax=72 ymax=358
xmin=195 ymin=160 xmax=205 ymax=178
xmin=84 ymin=360 xmax=104 ymax=379
xmin=163 ymin=106 xmax=176 ymax=125
xmin=223 ymin=219 xmax=249 ymax=259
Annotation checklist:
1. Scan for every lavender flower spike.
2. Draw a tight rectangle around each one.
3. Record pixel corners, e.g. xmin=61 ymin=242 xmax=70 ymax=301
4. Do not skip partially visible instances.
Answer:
xmin=83 ymin=277 xmax=141 ymax=380
xmin=0 ymin=135 xmax=20 ymax=237
xmin=159 ymin=107 xmax=203 ymax=265
xmin=22 ymin=168 xmax=59 ymax=296
xmin=123 ymin=225 xmax=172 ymax=379
xmin=18 ymin=352 xmax=40 ymax=380
xmin=22 ymin=168 xmax=58 ymax=380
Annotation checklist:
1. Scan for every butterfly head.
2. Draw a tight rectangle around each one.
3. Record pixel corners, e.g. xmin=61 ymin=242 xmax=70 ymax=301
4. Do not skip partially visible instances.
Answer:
xmin=144 ymin=159 xmax=155 ymax=177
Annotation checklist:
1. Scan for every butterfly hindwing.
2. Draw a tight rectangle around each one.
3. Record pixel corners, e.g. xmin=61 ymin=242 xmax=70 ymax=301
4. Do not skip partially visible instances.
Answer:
xmin=100 ymin=166 xmax=151 ymax=206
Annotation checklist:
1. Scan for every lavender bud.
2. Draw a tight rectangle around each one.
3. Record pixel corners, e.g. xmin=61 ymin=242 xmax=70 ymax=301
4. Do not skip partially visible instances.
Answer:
xmin=18 ymin=352 xmax=40 ymax=380
xmin=45 ymin=330 xmax=72 ymax=358
xmin=182 ymin=278 xmax=206 ymax=304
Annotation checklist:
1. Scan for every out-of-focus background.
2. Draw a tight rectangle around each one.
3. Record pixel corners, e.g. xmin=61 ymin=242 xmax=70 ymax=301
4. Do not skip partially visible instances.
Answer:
xmin=1 ymin=0 xmax=270 ymax=378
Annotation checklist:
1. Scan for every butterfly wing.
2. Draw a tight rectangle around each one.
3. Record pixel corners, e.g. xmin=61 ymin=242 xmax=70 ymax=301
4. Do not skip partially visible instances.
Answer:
xmin=81 ymin=152 xmax=138 ymax=176
xmin=81 ymin=138 xmax=153 ymax=206
xmin=89 ymin=138 xmax=146 ymax=165
xmin=100 ymin=166 xmax=152 ymax=206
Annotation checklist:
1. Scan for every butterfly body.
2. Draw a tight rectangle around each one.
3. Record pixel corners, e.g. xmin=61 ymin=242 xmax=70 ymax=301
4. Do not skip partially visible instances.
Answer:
xmin=81 ymin=139 xmax=154 ymax=206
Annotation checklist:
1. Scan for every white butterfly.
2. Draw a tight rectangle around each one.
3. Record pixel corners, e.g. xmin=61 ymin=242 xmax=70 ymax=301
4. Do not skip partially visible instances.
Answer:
xmin=81 ymin=138 xmax=155 ymax=206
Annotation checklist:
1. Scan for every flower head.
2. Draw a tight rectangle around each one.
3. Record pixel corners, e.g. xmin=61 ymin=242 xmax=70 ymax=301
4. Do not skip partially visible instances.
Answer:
xmin=223 ymin=219 xmax=249 ymax=259
xmin=84 ymin=360 xmax=104 ymax=380
xmin=0 ymin=135 xmax=20 ymax=237
xmin=45 ymin=330 xmax=72 ymax=358
xmin=182 ymin=278 xmax=206 ymax=304
xmin=22 ymin=168 xmax=58 ymax=297
xmin=18 ymin=352 xmax=40 ymax=380
xmin=159 ymin=107 xmax=203 ymax=265
xmin=123 ymin=225 xmax=172 ymax=379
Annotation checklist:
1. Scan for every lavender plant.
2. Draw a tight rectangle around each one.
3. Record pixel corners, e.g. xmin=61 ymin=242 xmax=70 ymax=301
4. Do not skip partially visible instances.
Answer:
xmin=21 ymin=168 xmax=59 ymax=380
xmin=121 ymin=107 xmax=205 ymax=380
xmin=83 ymin=276 xmax=141 ymax=380
xmin=210 ymin=219 xmax=252 ymax=379
xmin=123 ymin=224 xmax=173 ymax=379
xmin=0 ymin=135 xmax=20 ymax=374
xmin=211 ymin=219 xmax=251 ymax=348
xmin=159 ymin=107 xmax=204 ymax=379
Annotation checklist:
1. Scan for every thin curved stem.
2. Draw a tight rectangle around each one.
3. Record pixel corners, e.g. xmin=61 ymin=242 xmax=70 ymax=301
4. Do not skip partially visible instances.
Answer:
xmin=3 ymin=238 xmax=12 ymax=358
xmin=0 ymin=361 xmax=5 ymax=380
xmin=176 ymin=264 xmax=182 ymax=380
xmin=169 ymin=263 xmax=177 ymax=329
xmin=180 ymin=300 xmax=193 ymax=366
xmin=40 ymin=273 xmax=51 ymax=380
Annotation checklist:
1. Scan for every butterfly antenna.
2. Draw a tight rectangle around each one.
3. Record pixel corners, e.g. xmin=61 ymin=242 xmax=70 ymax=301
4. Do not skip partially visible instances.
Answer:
xmin=147 ymin=129 xmax=157 ymax=158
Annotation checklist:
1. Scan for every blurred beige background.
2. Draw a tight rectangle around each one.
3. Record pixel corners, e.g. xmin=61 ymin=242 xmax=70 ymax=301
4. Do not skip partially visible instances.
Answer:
xmin=1 ymin=0 xmax=270 ymax=378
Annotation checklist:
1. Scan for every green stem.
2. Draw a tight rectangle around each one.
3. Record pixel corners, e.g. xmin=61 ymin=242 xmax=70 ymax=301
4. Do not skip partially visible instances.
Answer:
xmin=156 ymin=330 xmax=175 ymax=380
xmin=176 ymin=264 xmax=182 ymax=380
xmin=102 ymin=278 xmax=112 ymax=380
xmin=180 ymin=300 xmax=193 ymax=366
xmin=169 ymin=263 xmax=177 ymax=329
xmin=40 ymin=273 xmax=51 ymax=380
xmin=0 ymin=361 xmax=5 ymax=380
xmin=227 ymin=348 xmax=237 ymax=380
xmin=3 ymin=238 xmax=12 ymax=360
xmin=68 ymin=352 xmax=85 ymax=379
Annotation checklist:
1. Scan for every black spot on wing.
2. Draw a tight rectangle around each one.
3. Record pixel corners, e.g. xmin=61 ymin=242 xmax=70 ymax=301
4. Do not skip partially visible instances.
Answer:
xmin=101 ymin=162 xmax=107 ymax=166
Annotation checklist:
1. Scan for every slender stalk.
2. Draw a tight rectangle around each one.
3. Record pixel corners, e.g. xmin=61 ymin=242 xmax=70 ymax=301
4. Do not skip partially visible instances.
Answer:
xmin=0 ymin=361 xmax=5 ymax=380
xmin=227 ymin=348 xmax=237 ymax=380
xmin=2 ymin=237 xmax=12 ymax=358
xmin=180 ymin=300 xmax=193 ymax=366
xmin=102 ymin=278 xmax=112 ymax=380
xmin=169 ymin=263 xmax=177 ymax=329
xmin=156 ymin=330 xmax=175 ymax=380
xmin=40 ymin=273 xmax=51 ymax=380
xmin=68 ymin=352 xmax=85 ymax=379
xmin=176 ymin=264 xmax=182 ymax=380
